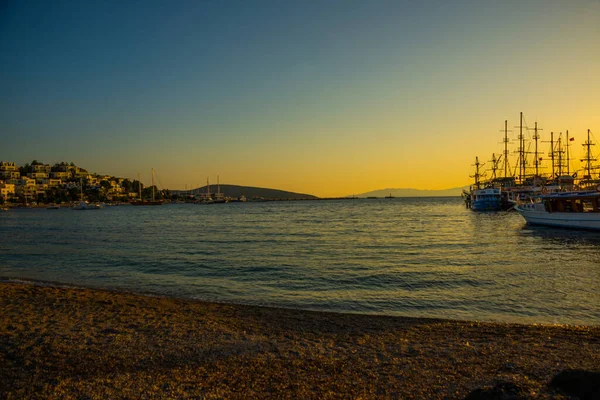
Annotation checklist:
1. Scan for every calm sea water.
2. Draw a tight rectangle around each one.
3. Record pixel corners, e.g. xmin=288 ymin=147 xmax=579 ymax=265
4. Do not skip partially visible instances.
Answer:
xmin=1 ymin=198 xmax=599 ymax=325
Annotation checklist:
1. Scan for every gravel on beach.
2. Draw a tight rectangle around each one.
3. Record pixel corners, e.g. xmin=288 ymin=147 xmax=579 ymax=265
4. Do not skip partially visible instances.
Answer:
xmin=1 ymin=282 xmax=599 ymax=399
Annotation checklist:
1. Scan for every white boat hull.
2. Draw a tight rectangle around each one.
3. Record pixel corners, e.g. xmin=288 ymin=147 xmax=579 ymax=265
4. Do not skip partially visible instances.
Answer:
xmin=515 ymin=204 xmax=600 ymax=230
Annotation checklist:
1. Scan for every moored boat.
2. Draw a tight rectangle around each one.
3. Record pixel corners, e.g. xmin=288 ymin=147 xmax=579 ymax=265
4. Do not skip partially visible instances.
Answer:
xmin=73 ymin=200 xmax=103 ymax=210
xmin=470 ymin=187 xmax=503 ymax=211
xmin=131 ymin=169 xmax=164 ymax=206
xmin=515 ymin=191 xmax=600 ymax=230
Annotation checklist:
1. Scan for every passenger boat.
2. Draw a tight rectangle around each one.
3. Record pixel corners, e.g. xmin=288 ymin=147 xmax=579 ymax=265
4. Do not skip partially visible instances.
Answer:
xmin=465 ymin=156 xmax=508 ymax=211
xmin=515 ymin=191 xmax=600 ymax=230
xmin=469 ymin=187 xmax=504 ymax=211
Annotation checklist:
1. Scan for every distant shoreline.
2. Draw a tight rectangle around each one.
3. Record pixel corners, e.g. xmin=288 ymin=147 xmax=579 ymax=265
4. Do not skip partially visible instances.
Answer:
xmin=1 ymin=195 xmax=463 ymax=208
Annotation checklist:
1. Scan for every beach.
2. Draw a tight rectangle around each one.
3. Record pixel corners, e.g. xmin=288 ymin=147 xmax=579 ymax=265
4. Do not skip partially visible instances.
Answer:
xmin=1 ymin=282 xmax=599 ymax=399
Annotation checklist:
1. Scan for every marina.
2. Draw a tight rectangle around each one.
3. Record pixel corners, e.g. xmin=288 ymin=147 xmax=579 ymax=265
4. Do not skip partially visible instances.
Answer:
xmin=465 ymin=113 xmax=600 ymax=230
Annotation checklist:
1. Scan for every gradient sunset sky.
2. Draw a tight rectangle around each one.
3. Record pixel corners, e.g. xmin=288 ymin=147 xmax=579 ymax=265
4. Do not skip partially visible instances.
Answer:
xmin=1 ymin=1 xmax=599 ymax=197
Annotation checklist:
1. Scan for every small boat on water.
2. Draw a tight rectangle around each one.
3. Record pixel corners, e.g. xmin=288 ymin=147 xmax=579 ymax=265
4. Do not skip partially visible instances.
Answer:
xmin=515 ymin=191 xmax=600 ymax=230
xmin=73 ymin=201 xmax=103 ymax=210
xmin=73 ymin=179 xmax=103 ymax=210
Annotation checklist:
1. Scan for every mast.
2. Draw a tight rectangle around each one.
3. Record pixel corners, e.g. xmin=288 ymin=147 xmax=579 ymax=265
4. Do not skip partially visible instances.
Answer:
xmin=565 ymin=130 xmax=570 ymax=175
xmin=490 ymin=153 xmax=499 ymax=180
xmin=503 ymin=120 xmax=509 ymax=178
xmin=471 ymin=157 xmax=481 ymax=189
xmin=151 ymin=168 xmax=155 ymax=202
xmin=533 ymin=121 xmax=541 ymax=177
xmin=581 ymin=129 xmax=596 ymax=181
xmin=519 ymin=112 xmax=524 ymax=183
xmin=206 ymin=177 xmax=210 ymax=197
xmin=549 ymin=132 xmax=555 ymax=178
xmin=557 ymin=135 xmax=563 ymax=177
xmin=138 ymin=173 xmax=142 ymax=200
xmin=217 ymin=175 xmax=220 ymax=195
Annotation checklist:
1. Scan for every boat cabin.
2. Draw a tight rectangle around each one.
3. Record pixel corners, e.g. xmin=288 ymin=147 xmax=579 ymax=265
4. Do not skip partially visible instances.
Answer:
xmin=542 ymin=193 xmax=600 ymax=213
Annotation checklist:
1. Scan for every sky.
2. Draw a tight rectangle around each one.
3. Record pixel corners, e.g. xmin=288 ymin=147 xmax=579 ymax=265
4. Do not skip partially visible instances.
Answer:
xmin=1 ymin=0 xmax=599 ymax=197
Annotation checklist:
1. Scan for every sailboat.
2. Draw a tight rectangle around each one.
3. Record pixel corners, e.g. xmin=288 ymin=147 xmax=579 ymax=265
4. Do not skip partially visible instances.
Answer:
xmin=131 ymin=169 xmax=164 ymax=206
xmin=73 ymin=179 xmax=103 ymax=210
xmin=195 ymin=178 xmax=214 ymax=204
xmin=213 ymin=176 xmax=226 ymax=203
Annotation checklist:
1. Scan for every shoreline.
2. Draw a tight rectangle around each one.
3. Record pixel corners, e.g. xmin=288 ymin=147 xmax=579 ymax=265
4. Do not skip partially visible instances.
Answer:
xmin=3 ymin=276 xmax=596 ymax=327
xmin=2 ymin=281 xmax=599 ymax=398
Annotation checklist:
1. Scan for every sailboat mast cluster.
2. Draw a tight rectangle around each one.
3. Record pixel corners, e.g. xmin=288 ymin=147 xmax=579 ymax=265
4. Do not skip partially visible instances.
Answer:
xmin=464 ymin=112 xmax=597 ymax=211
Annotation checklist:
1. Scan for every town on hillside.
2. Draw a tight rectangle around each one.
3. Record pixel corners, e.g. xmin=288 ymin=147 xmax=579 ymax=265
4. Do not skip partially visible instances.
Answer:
xmin=0 ymin=160 xmax=167 ymax=206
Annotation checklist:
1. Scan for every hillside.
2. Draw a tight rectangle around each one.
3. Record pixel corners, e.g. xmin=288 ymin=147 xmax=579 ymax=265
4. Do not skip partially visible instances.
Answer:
xmin=355 ymin=186 xmax=468 ymax=198
xmin=174 ymin=185 xmax=318 ymax=200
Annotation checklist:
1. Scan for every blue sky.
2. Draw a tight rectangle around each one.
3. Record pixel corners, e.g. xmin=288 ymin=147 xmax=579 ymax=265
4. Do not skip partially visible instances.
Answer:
xmin=1 ymin=1 xmax=599 ymax=195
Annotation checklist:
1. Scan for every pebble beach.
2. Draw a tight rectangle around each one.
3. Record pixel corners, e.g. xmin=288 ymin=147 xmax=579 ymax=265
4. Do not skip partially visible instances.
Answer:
xmin=1 ymin=281 xmax=599 ymax=399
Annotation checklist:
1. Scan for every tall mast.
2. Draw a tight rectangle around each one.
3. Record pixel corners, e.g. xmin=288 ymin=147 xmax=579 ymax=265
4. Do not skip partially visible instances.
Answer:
xmin=513 ymin=112 xmax=527 ymax=183
xmin=503 ymin=120 xmax=509 ymax=178
xmin=519 ymin=112 xmax=524 ymax=183
xmin=151 ymin=168 xmax=155 ymax=202
xmin=565 ymin=130 xmax=570 ymax=175
xmin=581 ymin=129 xmax=596 ymax=181
xmin=557 ymin=135 xmax=563 ymax=177
xmin=490 ymin=153 xmax=498 ymax=180
xmin=533 ymin=121 xmax=541 ymax=177
xmin=138 ymin=173 xmax=141 ymax=199
xmin=471 ymin=157 xmax=481 ymax=189
xmin=549 ymin=132 xmax=555 ymax=178
xmin=206 ymin=178 xmax=210 ymax=196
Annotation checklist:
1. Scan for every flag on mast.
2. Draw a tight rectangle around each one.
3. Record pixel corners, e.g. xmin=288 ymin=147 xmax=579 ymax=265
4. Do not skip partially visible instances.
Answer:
xmin=570 ymin=137 xmax=575 ymax=141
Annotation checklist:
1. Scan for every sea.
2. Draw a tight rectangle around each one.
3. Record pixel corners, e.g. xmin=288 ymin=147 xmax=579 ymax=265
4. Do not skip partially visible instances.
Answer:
xmin=1 ymin=197 xmax=599 ymax=325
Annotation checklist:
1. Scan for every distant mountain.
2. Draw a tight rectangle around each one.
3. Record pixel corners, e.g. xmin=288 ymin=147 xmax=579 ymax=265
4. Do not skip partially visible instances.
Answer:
xmin=172 ymin=184 xmax=318 ymax=200
xmin=354 ymin=186 xmax=468 ymax=198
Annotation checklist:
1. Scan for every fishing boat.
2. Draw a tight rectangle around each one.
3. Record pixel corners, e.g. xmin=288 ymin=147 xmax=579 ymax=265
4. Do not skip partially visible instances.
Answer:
xmin=515 ymin=190 xmax=600 ymax=230
xmin=131 ymin=169 xmax=163 ymax=206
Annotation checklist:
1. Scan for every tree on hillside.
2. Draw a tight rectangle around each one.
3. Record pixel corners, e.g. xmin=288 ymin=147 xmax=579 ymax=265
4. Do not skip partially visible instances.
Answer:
xmin=68 ymin=187 xmax=80 ymax=202
xmin=142 ymin=186 xmax=161 ymax=200
xmin=19 ymin=163 xmax=32 ymax=175
xmin=132 ymin=180 xmax=143 ymax=196
xmin=121 ymin=179 xmax=133 ymax=193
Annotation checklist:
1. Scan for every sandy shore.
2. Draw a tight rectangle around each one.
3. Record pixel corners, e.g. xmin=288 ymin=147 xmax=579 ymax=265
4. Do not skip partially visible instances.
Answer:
xmin=1 ymin=282 xmax=598 ymax=399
